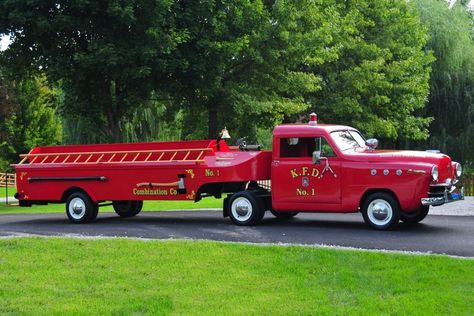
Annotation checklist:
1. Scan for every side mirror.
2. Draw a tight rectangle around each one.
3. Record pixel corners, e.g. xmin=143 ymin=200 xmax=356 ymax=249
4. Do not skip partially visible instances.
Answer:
xmin=312 ymin=150 xmax=321 ymax=164
xmin=365 ymin=138 xmax=379 ymax=151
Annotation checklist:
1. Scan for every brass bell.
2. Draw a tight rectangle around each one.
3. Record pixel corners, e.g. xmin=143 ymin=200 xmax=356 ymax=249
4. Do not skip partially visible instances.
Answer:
xmin=220 ymin=127 xmax=231 ymax=139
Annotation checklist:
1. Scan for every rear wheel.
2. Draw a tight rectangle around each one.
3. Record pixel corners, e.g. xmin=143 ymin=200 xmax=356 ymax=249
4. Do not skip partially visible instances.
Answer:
xmin=400 ymin=206 xmax=429 ymax=224
xmin=270 ymin=210 xmax=298 ymax=219
xmin=113 ymin=201 xmax=143 ymax=218
xmin=228 ymin=191 xmax=264 ymax=226
xmin=66 ymin=192 xmax=98 ymax=224
xmin=361 ymin=192 xmax=400 ymax=230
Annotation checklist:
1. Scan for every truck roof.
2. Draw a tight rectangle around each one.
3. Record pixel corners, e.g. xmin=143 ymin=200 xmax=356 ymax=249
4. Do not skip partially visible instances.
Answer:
xmin=273 ymin=124 xmax=357 ymax=137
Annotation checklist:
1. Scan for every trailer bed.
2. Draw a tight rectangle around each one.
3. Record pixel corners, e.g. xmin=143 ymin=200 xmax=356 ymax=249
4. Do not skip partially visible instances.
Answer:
xmin=13 ymin=139 xmax=271 ymax=204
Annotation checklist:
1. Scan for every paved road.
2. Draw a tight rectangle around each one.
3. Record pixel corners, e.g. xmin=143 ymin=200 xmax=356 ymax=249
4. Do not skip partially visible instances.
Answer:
xmin=1 ymin=210 xmax=473 ymax=257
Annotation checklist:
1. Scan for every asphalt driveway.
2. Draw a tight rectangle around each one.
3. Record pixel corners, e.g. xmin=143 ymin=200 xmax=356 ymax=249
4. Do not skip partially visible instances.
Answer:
xmin=1 ymin=210 xmax=473 ymax=257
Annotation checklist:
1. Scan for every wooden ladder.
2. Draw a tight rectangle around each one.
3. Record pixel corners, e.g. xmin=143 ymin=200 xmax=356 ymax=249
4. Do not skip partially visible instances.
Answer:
xmin=17 ymin=148 xmax=213 ymax=165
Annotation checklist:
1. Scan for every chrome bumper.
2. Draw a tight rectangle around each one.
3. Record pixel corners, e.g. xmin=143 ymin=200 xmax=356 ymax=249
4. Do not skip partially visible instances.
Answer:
xmin=421 ymin=187 xmax=464 ymax=206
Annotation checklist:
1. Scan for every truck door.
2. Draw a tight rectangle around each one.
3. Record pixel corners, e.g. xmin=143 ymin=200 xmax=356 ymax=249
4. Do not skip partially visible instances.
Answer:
xmin=271 ymin=136 xmax=341 ymax=210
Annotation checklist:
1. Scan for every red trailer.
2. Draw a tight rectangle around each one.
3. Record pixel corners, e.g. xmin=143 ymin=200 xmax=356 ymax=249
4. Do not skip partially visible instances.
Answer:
xmin=13 ymin=114 xmax=464 ymax=230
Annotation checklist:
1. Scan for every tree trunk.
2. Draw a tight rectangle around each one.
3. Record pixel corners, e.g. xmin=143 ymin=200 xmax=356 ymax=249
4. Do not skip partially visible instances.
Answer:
xmin=207 ymin=103 xmax=218 ymax=139
xmin=106 ymin=80 xmax=122 ymax=143
xmin=107 ymin=110 xmax=122 ymax=143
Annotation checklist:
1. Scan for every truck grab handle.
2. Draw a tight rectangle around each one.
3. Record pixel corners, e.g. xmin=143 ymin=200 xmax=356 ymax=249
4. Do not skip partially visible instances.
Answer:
xmin=239 ymin=143 xmax=261 ymax=151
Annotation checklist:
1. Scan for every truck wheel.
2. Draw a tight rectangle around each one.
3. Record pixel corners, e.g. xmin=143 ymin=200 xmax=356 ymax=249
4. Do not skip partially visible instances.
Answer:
xmin=113 ymin=201 xmax=143 ymax=217
xmin=270 ymin=210 xmax=298 ymax=219
xmin=66 ymin=192 xmax=98 ymax=224
xmin=361 ymin=192 xmax=400 ymax=230
xmin=400 ymin=206 xmax=429 ymax=224
xmin=228 ymin=191 xmax=264 ymax=226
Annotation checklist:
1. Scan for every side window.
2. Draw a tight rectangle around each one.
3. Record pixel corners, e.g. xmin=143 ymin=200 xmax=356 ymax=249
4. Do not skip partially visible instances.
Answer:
xmin=320 ymin=138 xmax=336 ymax=157
xmin=280 ymin=137 xmax=336 ymax=158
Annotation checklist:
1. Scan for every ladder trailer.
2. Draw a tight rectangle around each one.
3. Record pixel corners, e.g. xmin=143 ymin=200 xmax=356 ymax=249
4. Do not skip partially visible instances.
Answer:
xmin=13 ymin=114 xmax=464 ymax=230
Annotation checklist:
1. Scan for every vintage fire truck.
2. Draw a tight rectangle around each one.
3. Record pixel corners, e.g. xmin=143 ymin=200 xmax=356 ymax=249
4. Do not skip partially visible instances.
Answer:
xmin=12 ymin=113 xmax=464 ymax=230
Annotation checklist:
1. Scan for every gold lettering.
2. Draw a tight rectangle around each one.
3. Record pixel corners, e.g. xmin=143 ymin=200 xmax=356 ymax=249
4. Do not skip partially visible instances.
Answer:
xmin=296 ymin=188 xmax=308 ymax=196
xmin=290 ymin=169 xmax=299 ymax=178
xmin=296 ymin=188 xmax=316 ymax=196
xmin=302 ymin=167 xmax=309 ymax=176
xmin=291 ymin=168 xmax=320 ymax=179
xmin=204 ymin=169 xmax=221 ymax=177
xmin=133 ymin=188 xmax=168 ymax=196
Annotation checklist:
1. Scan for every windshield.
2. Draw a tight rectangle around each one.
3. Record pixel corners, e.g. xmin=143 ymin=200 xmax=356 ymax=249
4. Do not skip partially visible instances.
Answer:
xmin=330 ymin=130 xmax=366 ymax=151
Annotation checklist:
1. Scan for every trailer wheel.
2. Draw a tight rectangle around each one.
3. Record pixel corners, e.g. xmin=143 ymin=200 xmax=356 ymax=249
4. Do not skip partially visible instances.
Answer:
xmin=66 ymin=192 xmax=98 ymax=224
xmin=228 ymin=191 xmax=264 ymax=226
xmin=400 ymin=206 xmax=429 ymax=224
xmin=113 ymin=201 xmax=143 ymax=218
xmin=270 ymin=210 xmax=298 ymax=219
xmin=361 ymin=192 xmax=400 ymax=230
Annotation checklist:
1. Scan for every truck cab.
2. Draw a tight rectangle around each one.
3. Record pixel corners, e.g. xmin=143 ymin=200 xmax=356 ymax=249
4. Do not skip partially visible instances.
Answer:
xmin=251 ymin=114 xmax=464 ymax=230
xmin=271 ymin=124 xmax=343 ymax=211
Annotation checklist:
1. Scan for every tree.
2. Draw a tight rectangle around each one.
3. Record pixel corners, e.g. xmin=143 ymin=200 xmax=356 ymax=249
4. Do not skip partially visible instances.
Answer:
xmin=414 ymin=0 xmax=474 ymax=167
xmin=309 ymin=0 xmax=434 ymax=145
xmin=0 ymin=0 xmax=183 ymax=142
xmin=0 ymin=74 xmax=62 ymax=170
xmin=168 ymin=0 xmax=434 ymax=144
xmin=0 ymin=0 xmax=434 ymax=148
xmin=166 ymin=0 xmax=341 ymax=140
xmin=0 ymin=70 xmax=15 ymax=170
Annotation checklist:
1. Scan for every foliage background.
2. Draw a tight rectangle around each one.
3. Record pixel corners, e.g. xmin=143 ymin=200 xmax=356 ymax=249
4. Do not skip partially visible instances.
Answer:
xmin=0 ymin=0 xmax=472 ymax=170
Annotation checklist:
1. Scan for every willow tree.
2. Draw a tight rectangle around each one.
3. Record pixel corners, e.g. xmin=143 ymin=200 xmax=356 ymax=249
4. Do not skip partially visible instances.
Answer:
xmin=414 ymin=0 xmax=474 ymax=166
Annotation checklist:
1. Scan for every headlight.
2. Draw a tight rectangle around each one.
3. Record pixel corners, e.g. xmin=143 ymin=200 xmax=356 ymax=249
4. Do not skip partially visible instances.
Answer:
xmin=431 ymin=165 xmax=439 ymax=182
xmin=455 ymin=163 xmax=462 ymax=178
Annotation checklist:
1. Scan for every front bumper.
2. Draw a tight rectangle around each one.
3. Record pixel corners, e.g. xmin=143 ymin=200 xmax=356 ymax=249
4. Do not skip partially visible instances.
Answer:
xmin=421 ymin=186 xmax=464 ymax=206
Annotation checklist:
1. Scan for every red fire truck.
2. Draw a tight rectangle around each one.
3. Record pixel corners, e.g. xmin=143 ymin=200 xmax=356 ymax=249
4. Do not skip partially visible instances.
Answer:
xmin=13 ymin=114 xmax=464 ymax=230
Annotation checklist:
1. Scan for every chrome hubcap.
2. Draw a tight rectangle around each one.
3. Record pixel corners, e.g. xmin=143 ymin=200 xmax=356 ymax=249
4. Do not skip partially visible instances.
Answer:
xmin=69 ymin=197 xmax=86 ymax=220
xmin=368 ymin=199 xmax=393 ymax=226
xmin=236 ymin=203 xmax=249 ymax=217
xmin=231 ymin=197 xmax=253 ymax=222
xmin=372 ymin=202 xmax=389 ymax=220
xmin=73 ymin=202 xmax=84 ymax=215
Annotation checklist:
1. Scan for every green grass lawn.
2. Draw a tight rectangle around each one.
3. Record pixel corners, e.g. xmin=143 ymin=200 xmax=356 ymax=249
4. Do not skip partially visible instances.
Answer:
xmin=0 ymin=198 xmax=222 ymax=214
xmin=0 ymin=238 xmax=472 ymax=315
xmin=0 ymin=186 xmax=15 ymax=198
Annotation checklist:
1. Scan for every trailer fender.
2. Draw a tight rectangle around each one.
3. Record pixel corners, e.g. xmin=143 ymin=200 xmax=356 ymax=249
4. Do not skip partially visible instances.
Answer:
xmin=62 ymin=187 xmax=98 ymax=203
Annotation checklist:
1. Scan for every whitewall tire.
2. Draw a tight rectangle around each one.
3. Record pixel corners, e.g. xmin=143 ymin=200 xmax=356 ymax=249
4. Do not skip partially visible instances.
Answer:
xmin=361 ymin=192 xmax=400 ymax=230
xmin=228 ymin=191 xmax=264 ymax=226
